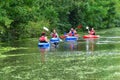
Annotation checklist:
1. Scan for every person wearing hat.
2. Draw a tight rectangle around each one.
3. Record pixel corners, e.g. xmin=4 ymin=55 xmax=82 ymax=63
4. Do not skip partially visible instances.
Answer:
xmin=39 ymin=32 xmax=49 ymax=43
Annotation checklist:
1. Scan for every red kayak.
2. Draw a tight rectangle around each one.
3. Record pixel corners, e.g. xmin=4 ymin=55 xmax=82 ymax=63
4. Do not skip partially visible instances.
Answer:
xmin=83 ymin=35 xmax=100 ymax=38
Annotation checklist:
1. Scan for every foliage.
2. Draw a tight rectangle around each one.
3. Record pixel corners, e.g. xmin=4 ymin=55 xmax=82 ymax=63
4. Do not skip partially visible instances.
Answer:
xmin=26 ymin=20 xmax=50 ymax=38
xmin=0 ymin=0 xmax=120 ymax=41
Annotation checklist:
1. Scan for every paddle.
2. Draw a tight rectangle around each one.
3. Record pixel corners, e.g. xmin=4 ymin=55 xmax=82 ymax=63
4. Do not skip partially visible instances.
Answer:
xmin=86 ymin=26 xmax=89 ymax=33
xmin=72 ymin=25 xmax=82 ymax=37
xmin=60 ymin=35 xmax=67 ymax=39
xmin=76 ymin=24 xmax=82 ymax=30
xmin=43 ymin=26 xmax=49 ymax=32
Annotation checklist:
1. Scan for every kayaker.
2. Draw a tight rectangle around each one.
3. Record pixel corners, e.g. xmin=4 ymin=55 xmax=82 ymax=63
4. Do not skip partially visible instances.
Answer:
xmin=51 ymin=29 xmax=59 ymax=38
xmin=39 ymin=32 xmax=49 ymax=43
xmin=69 ymin=28 xmax=77 ymax=36
xmin=51 ymin=29 xmax=59 ymax=48
xmin=89 ymin=28 xmax=96 ymax=35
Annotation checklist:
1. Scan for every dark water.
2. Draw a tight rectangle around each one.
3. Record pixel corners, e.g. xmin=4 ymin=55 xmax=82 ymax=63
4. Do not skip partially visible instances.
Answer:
xmin=0 ymin=37 xmax=120 ymax=79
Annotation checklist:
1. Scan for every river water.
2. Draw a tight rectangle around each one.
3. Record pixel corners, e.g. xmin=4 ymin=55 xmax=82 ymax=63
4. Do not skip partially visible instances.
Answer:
xmin=50 ymin=36 xmax=120 ymax=54
xmin=0 ymin=36 xmax=120 ymax=79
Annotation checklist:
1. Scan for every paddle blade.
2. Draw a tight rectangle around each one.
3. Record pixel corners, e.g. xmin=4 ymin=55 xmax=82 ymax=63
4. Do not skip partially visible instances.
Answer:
xmin=60 ymin=35 xmax=66 ymax=39
xmin=43 ymin=27 xmax=49 ymax=31
xmin=77 ymin=24 xmax=82 ymax=29
xmin=86 ymin=26 xmax=89 ymax=29
xmin=60 ymin=39 xmax=63 ymax=42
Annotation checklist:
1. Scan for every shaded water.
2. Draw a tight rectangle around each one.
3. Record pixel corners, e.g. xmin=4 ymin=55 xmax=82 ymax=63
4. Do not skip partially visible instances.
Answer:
xmin=52 ymin=36 xmax=120 ymax=54
xmin=0 ymin=36 xmax=120 ymax=80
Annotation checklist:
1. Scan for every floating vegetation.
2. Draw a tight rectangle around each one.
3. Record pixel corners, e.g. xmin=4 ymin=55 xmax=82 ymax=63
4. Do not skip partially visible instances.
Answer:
xmin=0 ymin=52 xmax=120 ymax=80
xmin=0 ymin=47 xmax=28 ymax=58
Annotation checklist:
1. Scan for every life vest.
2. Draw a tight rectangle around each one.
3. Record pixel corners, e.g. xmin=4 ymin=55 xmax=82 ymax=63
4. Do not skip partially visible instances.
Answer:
xmin=68 ymin=33 xmax=72 ymax=36
xmin=71 ymin=31 xmax=75 ymax=36
xmin=39 ymin=36 xmax=45 ymax=42
xmin=90 ymin=30 xmax=95 ymax=35
xmin=69 ymin=30 xmax=75 ymax=36
xmin=52 ymin=33 xmax=57 ymax=38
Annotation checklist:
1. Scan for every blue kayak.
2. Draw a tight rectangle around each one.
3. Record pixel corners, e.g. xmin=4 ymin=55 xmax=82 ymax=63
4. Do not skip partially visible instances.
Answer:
xmin=65 ymin=36 xmax=78 ymax=41
xmin=38 ymin=42 xmax=50 ymax=48
xmin=50 ymin=38 xmax=60 ymax=43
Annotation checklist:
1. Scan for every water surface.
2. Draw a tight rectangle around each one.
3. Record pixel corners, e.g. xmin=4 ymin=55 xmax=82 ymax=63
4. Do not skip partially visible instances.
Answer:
xmin=0 ymin=36 xmax=120 ymax=80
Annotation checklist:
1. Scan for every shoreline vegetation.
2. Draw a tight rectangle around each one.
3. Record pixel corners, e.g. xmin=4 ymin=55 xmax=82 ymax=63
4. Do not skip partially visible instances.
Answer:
xmin=0 ymin=0 xmax=120 ymax=42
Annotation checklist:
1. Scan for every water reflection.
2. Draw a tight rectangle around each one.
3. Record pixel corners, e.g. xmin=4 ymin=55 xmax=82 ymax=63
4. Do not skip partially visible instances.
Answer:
xmin=97 ymin=37 xmax=120 ymax=44
xmin=2 ymin=36 xmax=120 ymax=64
xmin=50 ymin=43 xmax=59 ymax=51
xmin=85 ymin=38 xmax=96 ymax=55
xmin=95 ymin=37 xmax=120 ymax=53
xmin=39 ymin=47 xmax=49 ymax=63
xmin=63 ymin=41 xmax=78 ymax=51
